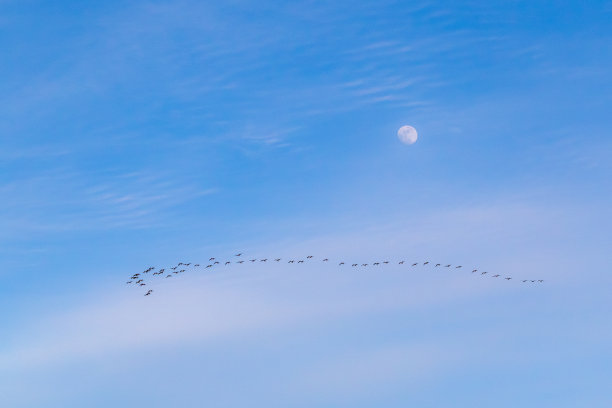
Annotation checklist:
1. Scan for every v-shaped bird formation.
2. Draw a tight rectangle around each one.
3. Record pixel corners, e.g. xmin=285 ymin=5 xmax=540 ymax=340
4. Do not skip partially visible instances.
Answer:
xmin=126 ymin=253 xmax=545 ymax=296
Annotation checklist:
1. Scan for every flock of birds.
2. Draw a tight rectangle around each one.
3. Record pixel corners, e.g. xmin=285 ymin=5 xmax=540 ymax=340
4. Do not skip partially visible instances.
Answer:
xmin=126 ymin=253 xmax=544 ymax=296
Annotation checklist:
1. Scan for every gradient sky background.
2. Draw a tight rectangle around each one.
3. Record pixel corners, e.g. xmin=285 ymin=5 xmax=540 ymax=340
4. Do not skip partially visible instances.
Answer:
xmin=1 ymin=1 xmax=611 ymax=407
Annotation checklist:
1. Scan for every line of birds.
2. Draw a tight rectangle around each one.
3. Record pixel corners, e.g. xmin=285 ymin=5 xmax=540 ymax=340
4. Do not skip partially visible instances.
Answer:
xmin=126 ymin=253 xmax=544 ymax=296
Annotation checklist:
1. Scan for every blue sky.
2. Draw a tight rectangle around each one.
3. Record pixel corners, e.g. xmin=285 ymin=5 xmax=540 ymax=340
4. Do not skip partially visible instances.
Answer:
xmin=1 ymin=1 xmax=611 ymax=406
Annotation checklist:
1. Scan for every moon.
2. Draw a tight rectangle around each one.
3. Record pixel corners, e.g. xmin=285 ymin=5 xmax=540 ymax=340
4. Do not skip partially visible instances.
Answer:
xmin=397 ymin=125 xmax=418 ymax=145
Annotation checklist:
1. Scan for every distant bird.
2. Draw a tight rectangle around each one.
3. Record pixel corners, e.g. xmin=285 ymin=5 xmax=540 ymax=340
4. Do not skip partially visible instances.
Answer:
xmin=455 ymin=266 xmax=462 ymax=268
xmin=472 ymin=269 xmax=478 ymax=273
xmin=126 ymin=281 xmax=133 ymax=284
xmin=307 ymin=256 xmax=313 ymax=259
xmin=522 ymin=280 xmax=528 ymax=282
xmin=298 ymin=260 xmax=304 ymax=263
xmin=412 ymin=263 xmax=418 ymax=266
xmin=144 ymin=290 xmax=153 ymax=296
xmin=362 ymin=263 xmax=368 ymax=266
xmin=136 ymin=279 xmax=143 ymax=283
xmin=374 ymin=262 xmax=380 ymax=266
xmin=383 ymin=261 xmax=389 ymax=264
xmin=166 ymin=275 xmax=172 ymax=278
xmin=139 ymin=283 xmax=146 ymax=286
xmin=423 ymin=261 xmax=429 ymax=265
xmin=288 ymin=260 xmax=295 ymax=263
xmin=538 ymin=280 xmax=544 ymax=282
xmin=173 ymin=271 xmax=178 ymax=274
xmin=210 ymin=257 xmax=215 ymax=261
xmin=492 ymin=274 xmax=500 ymax=278
xmin=505 ymin=277 xmax=512 ymax=280
xmin=275 ymin=258 xmax=281 ymax=262
xmin=214 ymin=261 xmax=219 ymax=264
xmin=261 ymin=259 xmax=267 ymax=262
xmin=481 ymin=272 xmax=487 ymax=275
xmin=225 ymin=261 xmax=231 ymax=265
xmin=339 ymin=262 xmax=345 ymax=265
xmin=206 ymin=265 xmax=212 ymax=268
xmin=237 ymin=261 xmax=244 ymax=264
xmin=194 ymin=264 xmax=199 ymax=267
xmin=435 ymin=264 xmax=441 ymax=267
xmin=323 ymin=258 xmax=329 ymax=262
xmin=171 ymin=267 xmax=177 ymax=270
xmin=445 ymin=264 xmax=451 ymax=267
xmin=399 ymin=261 xmax=405 ymax=264
xmin=250 ymin=259 xmax=256 ymax=262
xmin=352 ymin=264 xmax=358 ymax=267
xmin=235 ymin=253 xmax=242 ymax=257
xmin=178 ymin=263 xmax=183 ymax=266
xmin=184 ymin=263 xmax=191 ymax=266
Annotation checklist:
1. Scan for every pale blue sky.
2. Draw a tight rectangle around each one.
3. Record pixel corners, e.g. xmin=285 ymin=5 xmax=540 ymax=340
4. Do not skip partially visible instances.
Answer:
xmin=1 ymin=1 xmax=611 ymax=407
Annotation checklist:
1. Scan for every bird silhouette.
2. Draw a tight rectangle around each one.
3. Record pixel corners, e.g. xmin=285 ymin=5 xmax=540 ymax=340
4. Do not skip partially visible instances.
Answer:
xmin=435 ymin=264 xmax=441 ymax=267
xmin=235 ymin=253 xmax=242 ymax=257
xmin=145 ymin=290 xmax=153 ymax=296
xmin=505 ymin=277 xmax=512 ymax=280
xmin=275 ymin=258 xmax=281 ymax=262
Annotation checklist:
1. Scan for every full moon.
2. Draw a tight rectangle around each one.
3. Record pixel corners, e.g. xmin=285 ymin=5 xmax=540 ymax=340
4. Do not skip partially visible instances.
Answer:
xmin=397 ymin=125 xmax=418 ymax=145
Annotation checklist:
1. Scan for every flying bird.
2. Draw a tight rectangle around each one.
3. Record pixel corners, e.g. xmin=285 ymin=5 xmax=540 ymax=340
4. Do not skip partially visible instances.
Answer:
xmin=235 ymin=253 xmax=242 ymax=257
xmin=145 ymin=290 xmax=153 ymax=296
xmin=505 ymin=277 xmax=512 ymax=280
